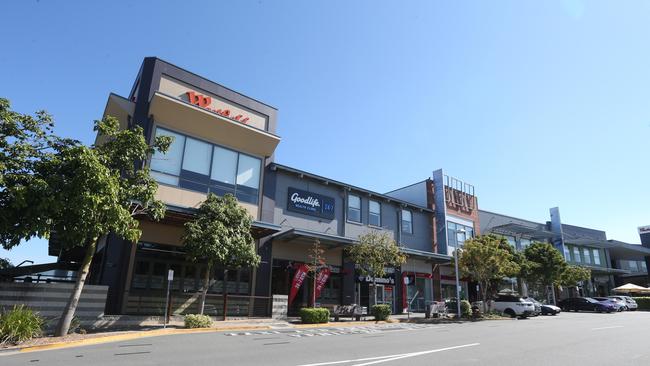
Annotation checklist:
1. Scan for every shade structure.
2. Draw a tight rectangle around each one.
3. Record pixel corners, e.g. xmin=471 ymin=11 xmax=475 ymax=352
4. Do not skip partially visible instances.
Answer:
xmin=612 ymin=283 xmax=650 ymax=294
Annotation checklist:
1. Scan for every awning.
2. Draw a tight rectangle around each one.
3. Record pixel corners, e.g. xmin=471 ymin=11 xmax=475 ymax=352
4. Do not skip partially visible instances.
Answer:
xmin=149 ymin=92 xmax=281 ymax=157
xmin=565 ymin=238 xmax=650 ymax=258
xmin=489 ymin=223 xmax=555 ymax=240
xmin=272 ymin=228 xmax=355 ymax=248
xmin=400 ymin=247 xmax=453 ymax=264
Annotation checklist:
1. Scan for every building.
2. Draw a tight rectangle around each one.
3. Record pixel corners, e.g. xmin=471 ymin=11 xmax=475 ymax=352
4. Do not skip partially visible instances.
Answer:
xmin=46 ymin=57 xmax=451 ymax=316
xmin=386 ymin=169 xmax=480 ymax=302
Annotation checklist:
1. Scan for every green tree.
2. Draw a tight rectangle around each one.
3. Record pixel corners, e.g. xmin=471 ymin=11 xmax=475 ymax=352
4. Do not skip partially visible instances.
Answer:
xmin=523 ymin=242 xmax=567 ymax=301
xmin=0 ymin=98 xmax=68 ymax=247
xmin=559 ymin=265 xmax=591 ymax=288
xmin=306 ymin=239 xmax=327 ymax=307
xmin=345 ymin=231 xmax=406 ymax=307
xmin=1 ymin=102 xmax=171 ymax=336
xmin=0 ymin=258 xmax=13 ymax=270
xmin=457 ymin=235 xmax=520 ymax=310
xmin=183 ymin=193 xmax=260 ymax=319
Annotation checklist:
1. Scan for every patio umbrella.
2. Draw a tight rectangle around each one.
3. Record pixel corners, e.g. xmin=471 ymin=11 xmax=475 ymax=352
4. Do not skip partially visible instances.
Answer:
xmin=611 ymin=283 xmax=650 ymax=294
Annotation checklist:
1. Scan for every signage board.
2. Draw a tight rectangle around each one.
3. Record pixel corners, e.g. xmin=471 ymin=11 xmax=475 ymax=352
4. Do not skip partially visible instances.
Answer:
xmin=167 ymin=269 xmax=174 ymax=281
xmin=287 ymin=187 xmax=335 ymax=219
xmin=638 ymin=226 xmax=650 ymax=235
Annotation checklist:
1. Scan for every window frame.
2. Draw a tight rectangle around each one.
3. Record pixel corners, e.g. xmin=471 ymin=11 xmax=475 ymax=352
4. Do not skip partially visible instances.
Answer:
xmin=149 ymin=125 xmax=263 ymax=204
xmin=401 ymin=209 xmax=413 ymax=235
xmin=347 ymin=193 xmax=362 ymax=223
xmin=368 ymin=199 xmax=381 ymax=227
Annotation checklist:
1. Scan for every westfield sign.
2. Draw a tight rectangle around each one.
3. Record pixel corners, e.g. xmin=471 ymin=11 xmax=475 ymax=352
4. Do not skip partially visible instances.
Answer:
xmin=186 ymin=91 xmax=251 ymax=124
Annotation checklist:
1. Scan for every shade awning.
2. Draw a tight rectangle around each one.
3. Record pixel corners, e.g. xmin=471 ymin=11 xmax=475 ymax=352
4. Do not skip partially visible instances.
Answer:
xmin=612 ymin=283 xmax=650 ymax=294
xmin=400 ymin=247 xmax=453 ymax=264
xmin=272 ymin=228 xmax=355 ymax=248
xmin=149 ymin=92 xmax=281 ymax=157
xmin=489 ymin=223 xmax=555 ymax=240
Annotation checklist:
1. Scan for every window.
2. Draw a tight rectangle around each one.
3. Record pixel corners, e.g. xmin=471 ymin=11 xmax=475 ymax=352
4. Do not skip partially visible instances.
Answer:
xmin=369 ymin=200 xmax=381 ymax=226
xmin=150 ymin=127 xmax=262 ymax=204
xmin=347 ymin=194 xmax=361 ymax=223
xmin=236 ymin=154 xmax=262 ymax=204
xmin=583 ymin=248 xmax=591 ymax=264
xmin=447 ymin=221 xmax=473 ymax=251
xmin=519 ymin=238 xmax=531 ymax=250
xmin=641 ymin=261 xmax=647 ymax=272
xmin=505 ymin=236 xmax=516 ymax=248
xmin=563 ymin=245 xmax=571 ymax=260
xmin=629 ymin=260 xmax=639 ymax=272
xmin=592 ymin=249 xmax=601 ymax=265
xmin=573 ymin=247 xmax=581 ymax=263
xmin=150 ymin=128 xmax=185 ymax=185
xmin=182 ymin=137 xmax=212 ymax=175
xmin=401 ymin=209 xmax=413 ymax=234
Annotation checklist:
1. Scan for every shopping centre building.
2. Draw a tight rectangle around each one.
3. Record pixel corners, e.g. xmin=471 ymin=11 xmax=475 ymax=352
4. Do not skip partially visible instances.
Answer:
xmin=6 ymin=57 xmax=646 ymax=317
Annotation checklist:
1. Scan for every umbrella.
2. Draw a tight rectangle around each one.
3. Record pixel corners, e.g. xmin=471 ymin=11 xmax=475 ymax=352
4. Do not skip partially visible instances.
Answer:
xmin=611 ymin=283 xmax=650 ymax=294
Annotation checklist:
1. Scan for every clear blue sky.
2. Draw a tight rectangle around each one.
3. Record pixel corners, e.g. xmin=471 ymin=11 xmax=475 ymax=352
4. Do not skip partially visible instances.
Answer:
xmin=2 ymin=0 xmax=649 ymax=264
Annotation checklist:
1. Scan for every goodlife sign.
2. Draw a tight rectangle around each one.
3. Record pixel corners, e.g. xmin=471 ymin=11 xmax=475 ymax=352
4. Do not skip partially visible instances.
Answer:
xmin=287 ymin=187 xmax=335 ymax=219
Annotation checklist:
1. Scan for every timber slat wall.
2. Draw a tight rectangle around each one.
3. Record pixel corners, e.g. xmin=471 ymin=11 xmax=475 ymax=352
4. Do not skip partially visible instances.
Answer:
xmin=0 ymin=283 xmax=108 ymax=319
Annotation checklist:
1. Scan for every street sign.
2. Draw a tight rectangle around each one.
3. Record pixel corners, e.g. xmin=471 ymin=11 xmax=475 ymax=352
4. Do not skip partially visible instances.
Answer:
xmin=168 ymin=269 xmax=174 ymax=281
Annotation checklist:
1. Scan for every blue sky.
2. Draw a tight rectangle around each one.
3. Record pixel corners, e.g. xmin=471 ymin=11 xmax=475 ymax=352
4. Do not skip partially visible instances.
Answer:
xmin=2 ymin=0 xmax=649 ymax=264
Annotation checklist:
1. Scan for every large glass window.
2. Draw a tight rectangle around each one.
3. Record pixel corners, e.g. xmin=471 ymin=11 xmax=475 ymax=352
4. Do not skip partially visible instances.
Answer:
xmin=182 ymin=137 xmax=212 ymax=175
xmin=641 ymin=261 xmax=647 ymax=272
xmin=150 ymin=127 xmax=262 ymax=204
xmin=573 ymin=247 xmax=581 ymax=263
xmin=150 ymin=128 xmax=185 ymax=185
xmin=401 ymin=210 xmax=413 ymax=234
xmin=519 ymin=238 xmax=531 ymax=250
xmin=583 ymin=248 xmax=592 ymax=264
xmin=629 ymin=260 xmax=639 ymax=272
xmin=347 ymin=194 xmax=361 ymax=223
xmin=563 ymin=245 xmax=571 ymax=260
xmin=447 ymin=221 xmax=473 ymax=251
xmin=369 ymin=200 xmax=381 ymax=227
xmin=592 ymin=249 xmax=601 ymax=265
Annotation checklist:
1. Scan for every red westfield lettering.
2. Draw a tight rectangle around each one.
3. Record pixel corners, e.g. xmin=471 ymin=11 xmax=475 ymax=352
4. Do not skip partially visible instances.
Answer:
xmin=186 ymin=91 xmax=250 ymax=124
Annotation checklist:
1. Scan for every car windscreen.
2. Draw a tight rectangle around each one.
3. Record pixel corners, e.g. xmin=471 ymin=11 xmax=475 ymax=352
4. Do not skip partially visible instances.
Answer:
xmin=585 ymin=298 xmax=599 ymax=303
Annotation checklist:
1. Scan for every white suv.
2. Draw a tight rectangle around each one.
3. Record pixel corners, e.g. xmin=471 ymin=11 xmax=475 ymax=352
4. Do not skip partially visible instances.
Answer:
xmin=492 ymin=294 xmax=535 ymax=318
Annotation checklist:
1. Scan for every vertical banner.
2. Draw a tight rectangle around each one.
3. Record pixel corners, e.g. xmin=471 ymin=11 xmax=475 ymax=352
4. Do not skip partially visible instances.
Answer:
xmin=288 ymin=264 xmax=310 ymax=306
xmin=314 ymin=267 xmax=331 ymax=300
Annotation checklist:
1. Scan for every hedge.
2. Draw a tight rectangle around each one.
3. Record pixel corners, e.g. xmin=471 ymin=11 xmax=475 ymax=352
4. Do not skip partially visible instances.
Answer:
xmin=299 ymin=308 xmax=330 ymax=324
xmin=184 ymin=314 xmax=213 ymax=328
xmin=632 ymin=297 xmax=650 ymax=311
xmin=371 ymin=304 xmax=391 ymax=321
xmin=460 ymin=300 xmax=472 ymax=318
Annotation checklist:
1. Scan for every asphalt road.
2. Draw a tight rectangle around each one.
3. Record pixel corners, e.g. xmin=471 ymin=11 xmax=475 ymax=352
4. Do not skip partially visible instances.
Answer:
xmin=3 ymin=311 xmax=650 ymax=365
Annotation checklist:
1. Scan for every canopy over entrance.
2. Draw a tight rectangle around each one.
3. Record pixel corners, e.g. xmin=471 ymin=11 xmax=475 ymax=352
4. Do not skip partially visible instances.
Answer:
xmin=612 ymin=283 xmax=650 ymax=294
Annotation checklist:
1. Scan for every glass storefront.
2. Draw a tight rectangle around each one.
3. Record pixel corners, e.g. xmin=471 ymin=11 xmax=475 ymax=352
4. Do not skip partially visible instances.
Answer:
xmin=403 ymin=273 xmax=432 ymax=312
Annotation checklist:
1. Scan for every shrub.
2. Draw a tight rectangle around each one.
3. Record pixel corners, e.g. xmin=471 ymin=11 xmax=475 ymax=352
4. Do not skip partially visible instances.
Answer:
xmin=460 ymin=300 xmax=472 ymax=318
xmin=632 ymin=297 xmax=650 ymax=310
xmin=299 ymin=308 xmax=330 ymax=324
xmin=184 ymin=314 xmax=213 ymax=328
xmin=371 ymin=304 xmax=392 ymax=321
xmin=0 ymin=305 xmax=44 ymax=344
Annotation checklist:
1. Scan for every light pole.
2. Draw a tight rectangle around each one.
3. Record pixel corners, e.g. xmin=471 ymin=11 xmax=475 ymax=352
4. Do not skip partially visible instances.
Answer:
xmin=454 ymin=228 xmax=466 ymax=318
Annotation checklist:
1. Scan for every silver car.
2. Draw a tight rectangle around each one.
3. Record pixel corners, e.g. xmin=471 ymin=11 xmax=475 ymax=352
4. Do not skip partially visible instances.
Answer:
xmin=608 ymin=295 xmax=638 ymax=311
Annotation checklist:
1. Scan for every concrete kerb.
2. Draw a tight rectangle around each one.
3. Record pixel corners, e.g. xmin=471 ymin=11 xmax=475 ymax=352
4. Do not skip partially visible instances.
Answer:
xmin=2 ymin=320 xmax=394 ymax=355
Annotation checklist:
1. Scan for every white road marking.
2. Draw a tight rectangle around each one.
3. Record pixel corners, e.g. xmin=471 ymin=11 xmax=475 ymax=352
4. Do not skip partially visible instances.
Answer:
xmin=295 ymin=343 xmax=480 ymax=366
xmin=591 ymin=326 xmax=624 ymax=331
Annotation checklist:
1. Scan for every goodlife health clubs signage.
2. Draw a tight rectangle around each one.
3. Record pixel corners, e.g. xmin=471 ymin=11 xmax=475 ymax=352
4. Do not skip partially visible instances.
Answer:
xmin=287 ymin=187 xmax=335 ymax=220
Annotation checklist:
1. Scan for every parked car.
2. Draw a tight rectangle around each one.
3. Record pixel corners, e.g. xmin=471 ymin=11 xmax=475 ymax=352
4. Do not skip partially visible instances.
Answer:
xmin=593 ymin=297 xmax=626 ymax=312
xmin=526 ymin=297 xmax=561 ymax=315
xmin=492 ymin=294 xmax=535 ymax=318
xmin=557 ymin=297 xmax=617 ymax=313
xmin=608 ymin=295 xmax=638 ymax=311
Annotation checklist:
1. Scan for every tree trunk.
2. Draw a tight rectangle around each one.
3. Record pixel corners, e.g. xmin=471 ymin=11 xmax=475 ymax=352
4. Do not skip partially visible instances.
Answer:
xmin=480 ymin=283 xmax=488 ymax=313
xmin=222 ymin=269 xmax=228 ymax=321
xmin=55 ymin=237 xmax=97 ymax=337
xmin=312 ymin=272 xmax=317 ymax=307
xmin=200 ymin=263 xmax=212 ymax=315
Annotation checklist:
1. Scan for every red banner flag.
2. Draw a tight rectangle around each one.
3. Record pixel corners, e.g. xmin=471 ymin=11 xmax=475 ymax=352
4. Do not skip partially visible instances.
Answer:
xmin=288 ymin=264 xmax=310 ymax=306
xmin=314 ymin=267 xmax=331 ymax=300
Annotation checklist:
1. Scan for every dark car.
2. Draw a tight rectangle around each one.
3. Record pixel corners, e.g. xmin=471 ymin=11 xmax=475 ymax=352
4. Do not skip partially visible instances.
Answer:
xmin=526 ymin=297 xmax=561 ymax=315
xmin=557 ymin=297 xmax=617 ymax=313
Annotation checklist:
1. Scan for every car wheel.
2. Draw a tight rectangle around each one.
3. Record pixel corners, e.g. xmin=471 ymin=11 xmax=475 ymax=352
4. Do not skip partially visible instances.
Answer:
xmin=504 ymin=309 xmax=516 ymax=318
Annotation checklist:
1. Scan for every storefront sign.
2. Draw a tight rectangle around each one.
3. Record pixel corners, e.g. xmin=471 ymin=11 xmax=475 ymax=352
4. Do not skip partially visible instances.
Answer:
xmin=289 ymin=264 xmax=310 ymax=306
xmin=186 ymin=91 xmax=251 ymax=124
xmin=287 ymin=187 xmax=335 ymax=219
xmin=314 ymin=268 xmax=331 ymax=299
xmin=157 ymin=76 xmax=267 ymax=130
xmin=357 ymin=275 xmax=395 ymax=285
